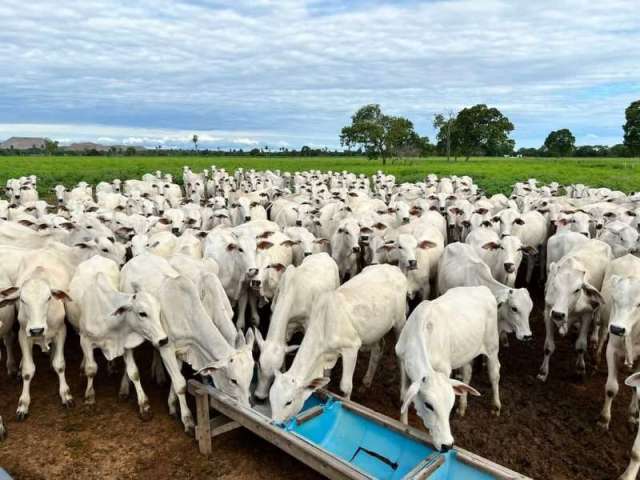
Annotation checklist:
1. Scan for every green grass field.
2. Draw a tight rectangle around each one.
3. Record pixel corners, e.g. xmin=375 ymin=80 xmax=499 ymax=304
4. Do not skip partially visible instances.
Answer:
xmin=1 ymin=155 xmax=639 ymax=196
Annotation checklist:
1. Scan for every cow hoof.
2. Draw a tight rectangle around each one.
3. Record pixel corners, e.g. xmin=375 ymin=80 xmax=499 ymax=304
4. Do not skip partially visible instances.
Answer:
xmin=597 ymin=417 xmax=610 ymax=430
xmin=576 ymin=370 xmax=586 ymax=383
xmin=119 ymin=392 xmax=130 ymax=401
xmin=63 ymin=398 xmax=75 ymax=409
xmin=185 ymin=424 xmax=195 ymax=437
xmin=456 ymin=407 xmax=466 ymax=417
xmin=536 ymin=372 xmax=548 ymax=382
xmin=139 ymin=408 xmax=153 ymax=422
xmin=16 ymin=411 xmax=28 ymax=422
xmin=492 ymin=407 xmax=501 ymax=417
xmin=84 ymin=398 xmax=96 ymax=408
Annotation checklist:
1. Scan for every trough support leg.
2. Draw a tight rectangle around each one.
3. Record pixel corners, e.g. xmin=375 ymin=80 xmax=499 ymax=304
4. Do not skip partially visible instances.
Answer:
xmin=195 ymin=390 xmax=212 ymax=455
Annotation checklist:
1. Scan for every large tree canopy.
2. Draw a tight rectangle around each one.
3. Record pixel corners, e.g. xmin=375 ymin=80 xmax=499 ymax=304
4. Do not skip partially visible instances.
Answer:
xmin=543 ymin=128 xmax=576 ymax=157
xmin=433 ymin=105 xmax=514 ymax=160
xmin=340 ymin=104 xmax=429 ymax=164
xmin=624 ymin=100 xmax=640 ymax=156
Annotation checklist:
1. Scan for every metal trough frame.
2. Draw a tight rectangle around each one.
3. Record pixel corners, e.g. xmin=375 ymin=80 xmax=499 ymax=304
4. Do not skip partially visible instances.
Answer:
xmin=187 ymin=380 xmax=531 ymax=480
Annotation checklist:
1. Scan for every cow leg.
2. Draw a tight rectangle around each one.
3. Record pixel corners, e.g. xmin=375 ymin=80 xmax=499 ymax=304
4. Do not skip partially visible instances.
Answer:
xmin=598 ymin=342 xmax=619 ymax=429
xmin=17 ymin=329 xmax=35 ymax=420
xmin=525 ymin=256 xmax=535 ymax=284
xmin=158 ymin=346 xmax=194 ymax=434
xmin=236 ymin=290 xmax=248 ymax=330
xmin=538 ymin=247 xmax=546 ymax=284
xmin=123 ymin=349 xmax=151 ymax=421
xmin=487 ymin=352 xmax=501 ymax=416
xmin=52 ymin=325 xmax=74 ymax=408
xmin=339 ymin=347 xmax=360 ymax=399
xmin=619 ymin=428 xmax=640 ymax=480
xmin=119 ymin=370 xmax=131 ymax=399
xmin=248 ymin=293 xmax=260 ymax=327
xmin=150 ymin=349 xmax=167 ymax=385
xmin=4 ymin=329 xmax=17 ymax=377
xmin=457 ymin=363 xmax=473 ymax=417
xmin=362 ymin=340 xmax=383 ymax=389
xmin=575 ymin=313 xmax=591 ymax=379
xmin=79 ymin=336 xmax=97 ymax=406
xmin=0 ymin=416 xmax=5 ymax=441
xmin=629 ymin=387 xmax=639 ymax=428
xmin=537 ymin=308 xmax=555 ymax=382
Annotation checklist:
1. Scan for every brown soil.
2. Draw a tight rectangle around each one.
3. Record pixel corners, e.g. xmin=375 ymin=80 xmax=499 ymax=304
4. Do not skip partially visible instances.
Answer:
xmin=0 ymin=287 xmax=635 ymax=480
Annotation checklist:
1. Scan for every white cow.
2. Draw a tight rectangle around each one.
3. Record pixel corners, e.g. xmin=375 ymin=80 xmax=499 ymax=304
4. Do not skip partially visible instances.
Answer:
xmin=0 ymin=247 xmax=75 ymax=419
xmin=597 ymin=255 xmax=640 ymax=430
xmin=270 ymin=265 xmax=407 ymax=422
xmin=619 ymin=372 xmax=640 ymax=480
xmin=121 ymin=254 xmax=254 ymax=432
xmin=68 ymin=255 xmax=167 ymax=419
xmin=437 ymin=243 xmax=533 ymax=342
xmin=254 ymin=253 xmax=340 ymax=400
xmin=539 ymin=240 xmax=612 ymax=382
xmin=396 ymin=286 xmax=499 ymax=451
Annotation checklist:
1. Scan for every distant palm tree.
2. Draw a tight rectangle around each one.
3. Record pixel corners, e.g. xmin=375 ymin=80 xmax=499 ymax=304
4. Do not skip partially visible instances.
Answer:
xmin=192 ymin=134 xmax=199 ymax=151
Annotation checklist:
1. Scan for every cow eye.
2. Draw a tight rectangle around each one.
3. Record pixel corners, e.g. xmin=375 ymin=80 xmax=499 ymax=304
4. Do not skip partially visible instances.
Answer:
xmin=139 ymin=312 xmax=148 ymax=318
xmin=238 ymin=248 xmax=245 ymax=253
xmin=230 ymin=379 xmax=238 ymax=385
xmin=574 ymin=288 xmax=581 ymax=294
xmin=285 ymin=400 xmax=293 ymax=406
xmin=101 ymin=248 xmax=109 ymax=253
xmin=424 ymin=401 xmax=434 ymax=411
xmin=511 ymin=307 xmax=518 ymax=313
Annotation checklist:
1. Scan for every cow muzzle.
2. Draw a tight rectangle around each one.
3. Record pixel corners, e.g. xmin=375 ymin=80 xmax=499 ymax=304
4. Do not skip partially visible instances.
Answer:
xmin=407 ymin=259 xmax=418 ymax=270
xmin=504 ymin=262 xmax=515 ymax=274
xmin=440 ymin=443 xmax=453 ymax=453
xmin=402 ymin=217 xmax=410 ymax=224
xmin=172 ymin=227 xmax=180 ymax=235
xmin=158 ymin=337 xmax=169 ymax=347
xmin=29 ymin=327 xmax=45 ymax=337
xmin=244 ymin=216 xmax=251 ymax=222
xmin=247 ymin=268 xmax=258 ymax=278
xmin=352 ymin=246 xmax=360 ymax=254
xmin=304 ymin=252 xmax=312 ymax=257
xmin=295 ymin=220 xmax=302 ymax=226
xmin=250 ymin=279 xmax=261 ymax=289
xmin=610 ymin=325 xmax=626 ymax=337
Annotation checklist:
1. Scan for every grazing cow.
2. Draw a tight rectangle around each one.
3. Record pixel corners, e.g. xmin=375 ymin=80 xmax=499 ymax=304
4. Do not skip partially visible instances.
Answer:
xmin=270 ymin=265 xmax=407 ymax=422
xmin=254 ymin=253 xmax=340 ymax=400
xmin=396 ymin=286 xmax=498 ymax=451
xmin=121 ymin=254 xmax=255 ymax=432
xmin=539 ymin=240 xmax=612 ymax=382
xmin=597 ymin=255 xmax=640 ymax=430
xmin=68 ymin=255 xmax=167 ymax=419
xmin=619 ymin=373 xmax=640 ymax=480
xmin=437 ymin=243 xmax=533 ymax=342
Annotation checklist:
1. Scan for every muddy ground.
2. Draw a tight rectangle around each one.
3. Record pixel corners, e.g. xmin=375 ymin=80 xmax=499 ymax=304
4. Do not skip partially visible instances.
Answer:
xmin=0 ymin=287 xmax=636 ymax=480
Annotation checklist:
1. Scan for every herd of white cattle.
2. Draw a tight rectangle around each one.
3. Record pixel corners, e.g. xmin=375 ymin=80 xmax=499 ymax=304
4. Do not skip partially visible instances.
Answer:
xmin=1 ymin=168 xmax=640 ymax=478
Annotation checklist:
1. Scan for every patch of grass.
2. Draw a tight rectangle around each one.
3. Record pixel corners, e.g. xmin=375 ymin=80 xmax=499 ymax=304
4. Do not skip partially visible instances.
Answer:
xmin=1 ymin=155 xmax=639 ymax=195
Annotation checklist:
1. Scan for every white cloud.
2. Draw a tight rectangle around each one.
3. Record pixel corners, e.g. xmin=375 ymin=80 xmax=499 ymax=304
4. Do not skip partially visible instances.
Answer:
xmin=0 ymin=0 xmax=638 ymax=148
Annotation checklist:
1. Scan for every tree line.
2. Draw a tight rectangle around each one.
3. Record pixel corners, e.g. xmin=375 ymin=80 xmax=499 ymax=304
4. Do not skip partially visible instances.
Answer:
xmin=340 ymin=100 xmax=640 ymax=163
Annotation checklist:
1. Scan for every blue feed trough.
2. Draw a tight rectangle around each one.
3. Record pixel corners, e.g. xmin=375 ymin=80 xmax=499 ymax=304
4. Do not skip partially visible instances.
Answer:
xmin=188 ymin=380 xmax=529 ymax=480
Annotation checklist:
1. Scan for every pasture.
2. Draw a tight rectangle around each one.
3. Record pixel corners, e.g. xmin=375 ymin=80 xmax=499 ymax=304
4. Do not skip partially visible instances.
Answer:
xmin=1 ymin=155 xmax=639 ymax=196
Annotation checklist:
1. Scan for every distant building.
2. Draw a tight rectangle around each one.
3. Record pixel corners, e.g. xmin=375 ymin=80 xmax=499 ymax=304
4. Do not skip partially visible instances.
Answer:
xmin=0 ymin=137 xmax=47 ymax=150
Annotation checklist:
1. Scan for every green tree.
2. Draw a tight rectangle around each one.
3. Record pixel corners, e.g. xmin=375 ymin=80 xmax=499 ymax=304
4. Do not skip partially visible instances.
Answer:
xmin=192 ymin=134 xmax=199 ymax=151
xmin=623 ymin=100 xmax=640 ymax=156
xmin=543 ymin=129 xmax=575 ymax=157
xmin=433 ymin=111 xmax=457 ymax=161
xmin=340 ymin=104 xmax=424 ymax=164
xmin=44 ymin=138 xmax=58 ymax=156
xmin=125 ymin=146 xmax=137 ymax=156
xmin=454 ymin=104 xmax=515 ymax=160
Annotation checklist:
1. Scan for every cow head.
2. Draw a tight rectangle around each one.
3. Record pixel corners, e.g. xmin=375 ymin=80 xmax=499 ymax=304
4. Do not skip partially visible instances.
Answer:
xmin=254 ymin=327 xmax=299 ymax=400
xmin=269 ymin=372 xmax=330 ymax=423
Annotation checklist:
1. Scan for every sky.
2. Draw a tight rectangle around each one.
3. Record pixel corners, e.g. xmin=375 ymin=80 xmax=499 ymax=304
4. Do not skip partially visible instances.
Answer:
xmin=0 ymin=0 xmax=639 ymax=150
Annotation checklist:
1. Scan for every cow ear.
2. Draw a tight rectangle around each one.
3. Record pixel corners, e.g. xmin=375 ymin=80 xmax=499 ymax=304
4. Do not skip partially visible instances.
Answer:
xmin=226 ymin=243 xmax=238 ymax=251
xmin=244 ymin=328 xmax=255 ymax=350
xmin=18 ymin=219 xmax=35 ymax=227
xmin=0 ymin=286 xmax=19 ymax=297
xmin=305 ymin=377 xmax=330 ymax=392
xmin=253 ymin=327 xmax=265 ymax=350
xmin=196 ymin=359 xmax=226 ymax=376
xmin=482 ymin=242 xmax=500 ymax=251
xmin=51 ymin=290 xmax=73 ymax=302
xmin=0 ymin=296 xmax=18 ymax=308
xmin=449 ymin=379 xmax=481 ymax=397
xmin=314 ymin=238 xmax=330 ymax=245
xmin=582 ymin=283 xmax=604 ymax=307
xmin=514 ymin=218 xmax=525 ymax=225
xmin=625 ymin=372 xmax=640 ymax=388
xmin=520 ymin=245 xmax=538 ymax=256
xmin=197 ymin=231 xmax=208 ymax=239
xmin=270 ymin=263 xmax=286 ymax=272
xmin=280 ymin=240 xmax=297 ymax=247
xmin=257 ymin=240 xmax=274 ymax=250
xmin=112 ymin=304 xmax=132 ymax=316
xmin=235 ymin=331 xmax=246 ymax=348
xmin=400 ymin=380 xmax=422 ymax=415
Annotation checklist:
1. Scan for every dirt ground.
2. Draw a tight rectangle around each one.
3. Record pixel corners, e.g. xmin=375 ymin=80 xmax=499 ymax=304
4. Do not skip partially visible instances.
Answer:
xmin=0 ymin=287 xmax=636 ymax=480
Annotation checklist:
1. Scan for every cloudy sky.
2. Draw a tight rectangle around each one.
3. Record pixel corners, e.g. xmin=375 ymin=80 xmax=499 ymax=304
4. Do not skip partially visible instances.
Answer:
xmin=1 ymin=0 xmax=639 ymax=149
